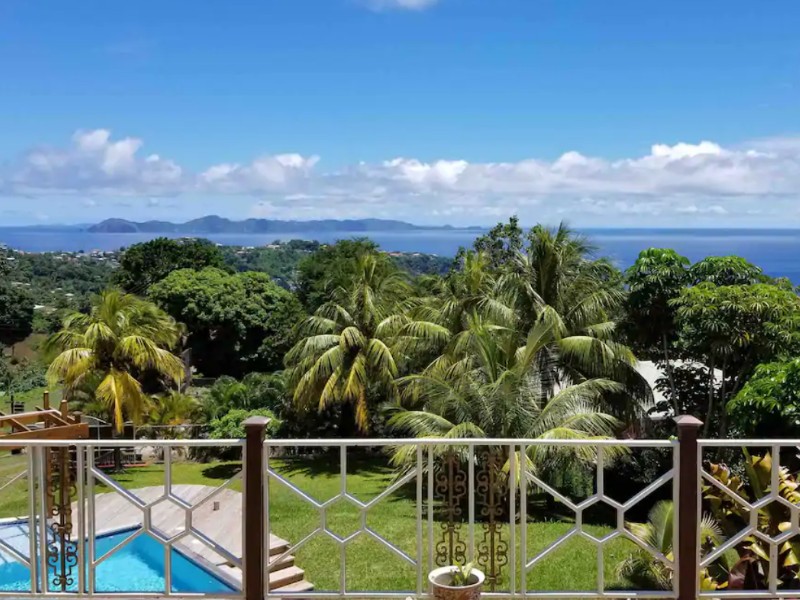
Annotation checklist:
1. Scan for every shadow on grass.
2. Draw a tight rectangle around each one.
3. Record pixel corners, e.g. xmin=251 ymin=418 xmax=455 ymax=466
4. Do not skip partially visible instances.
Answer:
xmin=201 ymin=463 xmax=243 ymax=480
xmin=274 ymin=452 xmax=395 ymax=478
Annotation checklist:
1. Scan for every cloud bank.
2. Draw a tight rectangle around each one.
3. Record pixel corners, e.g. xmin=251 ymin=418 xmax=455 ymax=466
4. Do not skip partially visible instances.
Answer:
xmin=3 ymin=128 xmax=800 ymax=225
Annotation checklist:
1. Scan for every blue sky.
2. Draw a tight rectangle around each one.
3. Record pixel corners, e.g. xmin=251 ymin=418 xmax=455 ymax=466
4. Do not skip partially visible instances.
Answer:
xmin=1 ymin=0 xmax=799 ymax=226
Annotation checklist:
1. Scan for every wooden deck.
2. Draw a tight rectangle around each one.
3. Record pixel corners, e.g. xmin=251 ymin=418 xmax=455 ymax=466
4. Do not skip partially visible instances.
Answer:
xmin=79 ymin=484 xmax=313 ymax=594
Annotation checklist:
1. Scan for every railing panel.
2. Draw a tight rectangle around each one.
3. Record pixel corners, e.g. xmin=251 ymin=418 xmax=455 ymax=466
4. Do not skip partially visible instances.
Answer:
xmin=698 ymin=440 xmax=800 ymax=599
xmin=0 ymin=438 xmax=245 ymax=599
xmin=265 ymin=438 xmax=677 ymax=600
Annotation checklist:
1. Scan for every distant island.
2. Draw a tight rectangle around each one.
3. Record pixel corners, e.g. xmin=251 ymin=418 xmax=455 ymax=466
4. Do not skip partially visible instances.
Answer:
xmin=87 ymin=216 xmax=483 ymax=234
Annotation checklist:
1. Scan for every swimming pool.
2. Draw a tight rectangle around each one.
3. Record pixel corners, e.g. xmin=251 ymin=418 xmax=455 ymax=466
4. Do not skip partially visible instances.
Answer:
xmin=0 ymin=523 xmax=237 ymax=593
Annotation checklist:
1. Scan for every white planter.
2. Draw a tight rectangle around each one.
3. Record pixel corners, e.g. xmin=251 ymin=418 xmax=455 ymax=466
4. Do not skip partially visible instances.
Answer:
xmin=428 ymin=566 xmax=485 ymax=600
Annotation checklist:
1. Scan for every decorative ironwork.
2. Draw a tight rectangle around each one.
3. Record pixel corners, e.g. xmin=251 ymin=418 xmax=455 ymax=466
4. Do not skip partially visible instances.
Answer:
xmin=45 ymin=446 xmax=78 ymax=591
xmin=475 ymin=449 xmax=508 ymax=592
xmin=434 ymin=451 xmax=467 ymax=567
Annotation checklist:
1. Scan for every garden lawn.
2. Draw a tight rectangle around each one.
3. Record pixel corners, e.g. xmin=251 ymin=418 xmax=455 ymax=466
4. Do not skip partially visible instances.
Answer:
xmin=0 ymin=454 xmax=637 ymax=594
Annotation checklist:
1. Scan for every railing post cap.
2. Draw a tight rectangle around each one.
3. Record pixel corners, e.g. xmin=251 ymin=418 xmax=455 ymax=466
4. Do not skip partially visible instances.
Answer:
xmin=243 ymin=416 xmax=271 ymax=429
xmin=673 ymin=414 xmax=703 ymax=428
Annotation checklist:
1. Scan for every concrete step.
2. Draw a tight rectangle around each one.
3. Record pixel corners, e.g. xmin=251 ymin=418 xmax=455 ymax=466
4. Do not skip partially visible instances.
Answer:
xmin=273 ymin=579 xmax=315 ymax=594
xmin=268 ymin=565 xmax=305 ymax=590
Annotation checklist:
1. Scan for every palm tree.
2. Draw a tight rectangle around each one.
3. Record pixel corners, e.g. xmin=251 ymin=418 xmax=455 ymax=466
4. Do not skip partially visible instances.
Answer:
xmin=388 ymin=312 xmax=622 ymax=469
xmin=286 ymin=253 xmax=448 ymax=433
xmin=148 ymin=392 xmax=199 ymax=426
xmin=46 ymin=289 xmax=185 ymax=430
xmin=414 ymin=251 xmax=504 ymax=335
xmin=494 ymin=224 xmax=650 ymax=419
xmin=498 ymin=223 xmax=623 ymax=334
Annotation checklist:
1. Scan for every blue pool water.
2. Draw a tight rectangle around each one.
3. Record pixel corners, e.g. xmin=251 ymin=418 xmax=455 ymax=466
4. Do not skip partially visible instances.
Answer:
xmin=0 ymin=524 xmax=236 ymax=593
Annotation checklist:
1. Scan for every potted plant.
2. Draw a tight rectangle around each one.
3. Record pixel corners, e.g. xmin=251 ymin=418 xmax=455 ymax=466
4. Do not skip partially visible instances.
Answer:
xmin=428 ymin=561 xmax=485 ymax=600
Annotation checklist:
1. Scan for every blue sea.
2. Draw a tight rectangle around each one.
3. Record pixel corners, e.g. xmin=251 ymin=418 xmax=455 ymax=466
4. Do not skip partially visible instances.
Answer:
xmin=1 ymin=228 xmax=800 ymax=282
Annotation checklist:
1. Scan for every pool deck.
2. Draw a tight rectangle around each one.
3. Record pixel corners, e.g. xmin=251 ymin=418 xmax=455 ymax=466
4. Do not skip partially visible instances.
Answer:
xmin=0 ymin=484 xmax=312 ymax=595
xmin=84 ymin=484 xmax=311 ymax=592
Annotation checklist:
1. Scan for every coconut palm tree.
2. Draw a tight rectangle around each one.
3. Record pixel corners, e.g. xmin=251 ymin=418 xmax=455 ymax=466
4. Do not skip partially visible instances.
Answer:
xmin=388 ymin=312 xmax=623 ymax=469
xmin=46 ymin=289 xmax=185 ymax=430
xmin=286 ymin=253 xmax=448 ymax=433
xmin=492 ymin=224 xmax=650 ymax=419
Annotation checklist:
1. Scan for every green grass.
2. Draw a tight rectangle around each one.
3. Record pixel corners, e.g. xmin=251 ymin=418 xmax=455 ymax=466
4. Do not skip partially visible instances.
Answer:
xmin=0 ymin=454 xmax=639 ymax=594
xmin=0 ymin=386 xmax=62 ymax=413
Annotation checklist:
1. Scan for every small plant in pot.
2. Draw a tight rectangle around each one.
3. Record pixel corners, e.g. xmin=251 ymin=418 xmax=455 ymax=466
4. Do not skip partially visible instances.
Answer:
xmin=429 ymin=561 xmax=485 ymax=600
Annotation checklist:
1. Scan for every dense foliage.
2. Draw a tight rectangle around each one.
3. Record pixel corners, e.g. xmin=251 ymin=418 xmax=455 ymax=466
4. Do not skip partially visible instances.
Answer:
xmin=5 ymin=216 xmax=795 ymax=451
xmin=728 ymin=359 xmax=800 ymax=437
xmin=46 ymin=290 xmax=185 ymax=429
xmin=115 ymin=237 xmax=228 ymax=293
xmin=149 ymin=268 xmax=305 ymax=378
xmin=1 ymin=248 xmax=114 ymax=310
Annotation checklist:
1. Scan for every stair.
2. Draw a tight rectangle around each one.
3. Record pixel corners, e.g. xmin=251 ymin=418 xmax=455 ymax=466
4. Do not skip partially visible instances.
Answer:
xmin=267 ymin=534 xmax=314 ymax=595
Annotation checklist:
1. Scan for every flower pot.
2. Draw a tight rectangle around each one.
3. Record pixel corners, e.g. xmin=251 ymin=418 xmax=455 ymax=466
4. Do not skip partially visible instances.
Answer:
xmin=428 ymin=566 xmax=485 ymax=600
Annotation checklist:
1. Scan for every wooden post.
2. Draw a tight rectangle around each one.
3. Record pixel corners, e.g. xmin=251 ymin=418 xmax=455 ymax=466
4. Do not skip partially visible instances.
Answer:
xmin=675 ymin=415 xmax=703 ymax=600
xmin=243 ymin=416 xmax=269 ymax=600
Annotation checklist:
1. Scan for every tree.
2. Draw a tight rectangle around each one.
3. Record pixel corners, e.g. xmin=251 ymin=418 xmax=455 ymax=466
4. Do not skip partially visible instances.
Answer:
xmin=148 ymin=392 xmax=199 ymax=426
xmin=689 ymin=255 xmax=763 ymax=286
xmin=728 ymin=359 xmax=800 ymax=438
xmin=115 ymin=238 xmax=228 ymax=293
xmin=149 ymin=268 xmax=305 ymax=377
xmin=487 ymin=223 xmax=649 ymax=421
xmin=0 ymin=283 xmax=34 ymax=348
xmin=672 ymin=282 xmax=800 ymax=436
xmin=624 ymin=248 xmax=690 ymax=410
xmin=389 ymin=313 xmax=623 ymax=470
xmin=208 ymin=408 xmax=280 ymax=439
xmin=295 ymin=239 xmax=385 ymax=311
xmin=200 ymin=372 xmax=286 ymax=421
xmin=286 ymin=253 xmax=447 ymax=433
xmin=469 ymin=215 xmax=524 ymax=269
xmin=498 ymin=223 xmax=625 ymax=336
xmin=45 ymin=289 xmax=185 ymax=430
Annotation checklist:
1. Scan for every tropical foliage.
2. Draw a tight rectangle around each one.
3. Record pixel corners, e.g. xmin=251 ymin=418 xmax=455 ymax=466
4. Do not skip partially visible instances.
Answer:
xmin=286 ymin=253 xmax=448 ymax=433
xmin=703 ymin=452 xmax=800 ymax=590
xmin=149 ymin=267 xmax=305 ymax=377
xmin=617 ymin=500 xmax=722 ymax=591
xmin=728 ymin=359 xmax=800 ymax=437
xmin=45 ymin=289 xmax=185 ymax=430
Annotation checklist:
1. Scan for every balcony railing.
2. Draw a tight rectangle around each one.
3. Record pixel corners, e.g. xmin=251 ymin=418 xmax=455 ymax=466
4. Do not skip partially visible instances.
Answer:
xmin=0 ymin=417 xmax=798 ymax=599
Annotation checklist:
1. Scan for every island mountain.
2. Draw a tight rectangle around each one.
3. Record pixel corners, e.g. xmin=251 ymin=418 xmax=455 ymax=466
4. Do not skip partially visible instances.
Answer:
xmin=87 ymin=216 xmax=479 ymax=234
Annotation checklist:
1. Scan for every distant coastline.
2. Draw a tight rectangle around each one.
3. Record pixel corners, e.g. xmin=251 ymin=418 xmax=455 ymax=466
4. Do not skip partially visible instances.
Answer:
xmin=81 ymin=216 xmax=485 ymax=234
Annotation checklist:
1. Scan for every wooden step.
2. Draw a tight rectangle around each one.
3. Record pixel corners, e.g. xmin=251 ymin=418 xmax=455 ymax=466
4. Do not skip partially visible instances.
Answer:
xmin=269 ymin=533 xmax=290 ymax=557
xmin=273 ymin=579 xmax=315 ymax=594
xmin=268 ymin=554 xmax=295 ymax=571
xmin=268 ymin=565 xmax=305 ymax=590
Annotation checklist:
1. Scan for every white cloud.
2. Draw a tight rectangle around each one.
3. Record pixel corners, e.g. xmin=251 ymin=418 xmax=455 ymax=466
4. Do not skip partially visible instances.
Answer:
xmin=199 ymin=153 xmax=319 ymax=193
xmin=5 ymin=129 xmax=800 ymax=225
xmin=8 ymin=129 xmax=183 ymax=195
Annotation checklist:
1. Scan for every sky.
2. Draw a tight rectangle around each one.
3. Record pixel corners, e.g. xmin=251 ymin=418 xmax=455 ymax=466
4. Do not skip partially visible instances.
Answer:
xmin=1 ymin=0 xmax=799 ymax=227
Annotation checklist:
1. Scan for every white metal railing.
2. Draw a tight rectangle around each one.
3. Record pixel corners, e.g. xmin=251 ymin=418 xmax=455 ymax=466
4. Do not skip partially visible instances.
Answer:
xmin=697 ymin=440 xmax=800 ymax=599
xmin=0 ymin=438 xmax=244 ymax=599
xmin=264 ymin=438 xmax=678 ymax=600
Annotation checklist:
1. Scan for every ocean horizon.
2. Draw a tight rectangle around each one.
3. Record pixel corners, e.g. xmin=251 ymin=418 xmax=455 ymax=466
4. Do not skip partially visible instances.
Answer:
xmin=2 ymin=227 xmax=800 ymax=282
